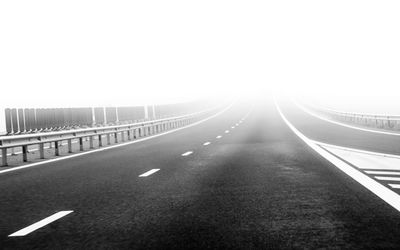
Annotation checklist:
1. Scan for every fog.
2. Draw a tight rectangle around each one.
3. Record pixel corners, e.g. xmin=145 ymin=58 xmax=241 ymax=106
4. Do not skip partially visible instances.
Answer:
xmin=1 ymin=1 xmax=400 ymax=111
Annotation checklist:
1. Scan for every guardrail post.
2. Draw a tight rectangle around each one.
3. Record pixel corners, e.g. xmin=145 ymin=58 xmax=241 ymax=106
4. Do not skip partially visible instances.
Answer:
xmin=98 ymin=135 xmax=103 ymax=147
xmin=39 ymin=143 xmax=45 ymax=159
xmin=55 ymin=141 xmax=59 ymax=156
xmin=127 ymin=130 xmax=132 ymax=140
xmin=22 ymin=145 xmax=28 ymax=162
xmin=89 ymin=136 xmax=94 ymax=149
xmin=114 ymin=132 xmax=118 ymax=143
xmin=138 ymin=127 xmax=142 ymax=137
xmin=2 ymin=148 xmax=7 ymax=166
xmin=107 ymin=133 xmax=111 ymax=145
xmin=68 ymin=139 xmax=72 ymax=153
xmin=79 ymin=137 xmax=84 ymax=151
xmin=134 ymin=129 xmax=138 ymax=138
xmin=121 ymin=131 xmax=125 ymax=142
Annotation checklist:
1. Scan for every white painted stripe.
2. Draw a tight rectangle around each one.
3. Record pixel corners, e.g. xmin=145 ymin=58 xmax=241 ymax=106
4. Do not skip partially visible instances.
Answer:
xmin=0 ymin=103 xmax=235 ymax=176
xmin=315 ymin=141 xmax=400 ymax=159
xmin=225 ymin=130 xmax=229 ymax=133
xmin=182 ymin=151 xmax=193 ymax=156
xmin=294 ymin=100 xmax=400 ymax=136
xmin=375 ymin=176 xmax=400 ymax=182
xmin=389 ymin=184 xmax=400 ymax=189
xmin=9 ymin=211 xmax=73 ymax=237
xmin=365 ymin=171 xmax=400 ymax=176
xmin=139 ymin=169 xmax=160 ymax=177
xmin=203 ymin=142 xmax=211 ymax=146
xmin=216 ymin=135 xmax=222 ymax=139
xmin=275 ymin=99 xmax=400 ymax=213
xmin=319 ymin=145 xmax=400 ymax=171
xmin=231 ymin=126 xmax=235 ymax=129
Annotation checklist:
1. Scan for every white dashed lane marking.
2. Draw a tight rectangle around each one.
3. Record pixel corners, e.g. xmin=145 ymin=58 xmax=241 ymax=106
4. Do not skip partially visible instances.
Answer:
xmin=182 ymin=151 xmax=193 ymax=156
xmin=216 ymin=136 xmax=222 ymax=139
xmin=225 ymin=130 xmax=229 ymax=134
xmin=203 ymin=142 xmax=211 ymax=146
xmin=9 ymin=211 xmax=73 ymax=237
xmin=139 ymin=169 xmax=160 ymax=177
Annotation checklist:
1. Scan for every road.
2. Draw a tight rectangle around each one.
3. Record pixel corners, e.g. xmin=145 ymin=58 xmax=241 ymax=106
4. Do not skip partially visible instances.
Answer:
xmin=2 ymin=99 xmax=400 ymax=249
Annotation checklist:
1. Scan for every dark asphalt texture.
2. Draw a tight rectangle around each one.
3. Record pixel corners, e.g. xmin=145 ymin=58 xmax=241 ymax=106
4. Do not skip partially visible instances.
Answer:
xmin=1 ymin=100 xmax=400 ymax=249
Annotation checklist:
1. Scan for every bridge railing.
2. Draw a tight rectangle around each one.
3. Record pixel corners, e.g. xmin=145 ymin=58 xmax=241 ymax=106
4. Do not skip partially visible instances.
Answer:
xmin=304 ymin=102 xmax=400 ymax=131
xmin=0 ymin=106 xmax=220 ymax=167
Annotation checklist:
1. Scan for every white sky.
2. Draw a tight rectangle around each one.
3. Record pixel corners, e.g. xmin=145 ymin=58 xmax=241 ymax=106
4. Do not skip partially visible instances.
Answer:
xmin=1 ymin=1 xmax=400 ymax=109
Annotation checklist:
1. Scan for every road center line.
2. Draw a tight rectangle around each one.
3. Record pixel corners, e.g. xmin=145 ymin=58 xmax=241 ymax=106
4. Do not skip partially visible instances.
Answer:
xmin=182 ymin=151 xmax=193 ymax=156
xmin=9 ymin=211 xmax=73 ymax=237
xmin=203 ymin=142 xmax=211 ymax=146
xmin=139 ymin=169 xmax=160 ymax=177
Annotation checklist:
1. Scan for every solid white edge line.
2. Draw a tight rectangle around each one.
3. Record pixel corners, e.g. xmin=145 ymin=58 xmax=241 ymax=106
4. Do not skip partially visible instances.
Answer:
xmin=9 ymin=211 xmax=73 ymax=237
xmin=294 ymin=100 xmax=400 ymax=136
xmin=0 ymin=103 xmax=235 ymax=176
xmin=139 ymin=169 xmax=160 ymax=177
xmin=181 ymin=151 xmax=193 ymax=156
xmin=275 ymin=98 xmax=400 ymax=213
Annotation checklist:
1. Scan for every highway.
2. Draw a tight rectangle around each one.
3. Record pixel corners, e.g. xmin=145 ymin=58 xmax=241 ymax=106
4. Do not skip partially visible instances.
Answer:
xmin=2 ymin=99 xmax=400 ymax=249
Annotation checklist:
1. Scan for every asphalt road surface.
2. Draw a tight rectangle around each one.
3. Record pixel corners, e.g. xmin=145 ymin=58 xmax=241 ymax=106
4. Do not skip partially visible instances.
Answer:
xmin=2 ymin=99 xmax=400 ymax=249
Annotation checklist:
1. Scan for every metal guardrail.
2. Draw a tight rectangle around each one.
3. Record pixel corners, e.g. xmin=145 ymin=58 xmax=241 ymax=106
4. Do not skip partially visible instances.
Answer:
xmin=0 ymin=106 xmax=219 ymax=167
xmin=303 ymin=102 xmax=400 ymax=131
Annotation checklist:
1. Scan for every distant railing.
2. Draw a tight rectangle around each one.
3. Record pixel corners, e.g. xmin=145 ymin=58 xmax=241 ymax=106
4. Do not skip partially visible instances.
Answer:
xmin=302 ymin=102 xmax=400 ymax=131
xmin=0 ymin=105 xmax=223 ymax=167
xmin=3 ymin=101 xmax=214 ymax=135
